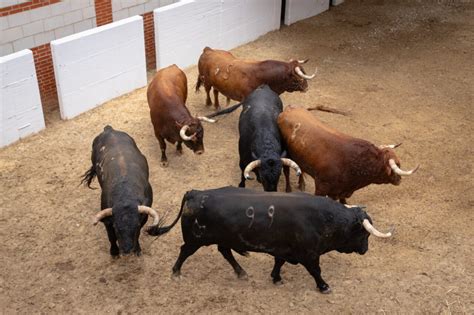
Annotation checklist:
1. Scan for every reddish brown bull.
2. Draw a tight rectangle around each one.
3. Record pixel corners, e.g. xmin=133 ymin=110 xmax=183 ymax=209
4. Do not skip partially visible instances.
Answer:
xmin=278 ymin=106 xmax=419 ymax=203
xmin=196 ymin=47 xmax=316 ymax=110
xmin=147 ymin=64 xmax=214 ymax=167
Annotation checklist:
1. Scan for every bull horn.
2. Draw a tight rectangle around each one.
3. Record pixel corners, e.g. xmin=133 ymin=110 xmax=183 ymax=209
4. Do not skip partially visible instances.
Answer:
xmin=295 ymin=66 xmax=317 ymax=80
xmin=281 ymin=158 xmax=302 ymax=176
xmin=289 ymin=59 xmax=309 ymax=64
xmin=138 ymin=205 xmax=160 ymax=227
xmin=197 ymin=116 xmax=216 ymax=123
xmin=379 ymin=143 xmax=402 ymax=149
xmin=389 ymin=159 xmax=419 ymax=176
xmin=179 ymin=125 xmax=195 ymax=141
xmin=362 ymin=219 xmax=392 ymax=238
xmin=243 ymin=160 xmax=261 ymax=180
xmin=92 ymin=208 xmax=112 ymax=225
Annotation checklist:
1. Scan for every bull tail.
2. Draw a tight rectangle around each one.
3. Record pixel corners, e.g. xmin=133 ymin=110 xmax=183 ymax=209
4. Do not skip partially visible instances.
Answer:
xmin=80 ymin=165 xmax=97 ymax=189
xmin=195 ymin=75 xmax=203 ymax=93
xmin=205 ymin=102 xmax=243 ymax=119
xmin=147 ymin=192 xmax=188 ymax=236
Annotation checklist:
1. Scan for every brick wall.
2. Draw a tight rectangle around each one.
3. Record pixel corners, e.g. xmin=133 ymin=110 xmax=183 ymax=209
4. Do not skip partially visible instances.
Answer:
xmin=94 ymin=0 xmax=112 ymax=27
xmin=0 ymin=0 xmax=97 ymax=56
xmin=31 ymin=43 xmax=58 ymax=112
xmin=142 ymin=11 xmax=156 ymax=70
xmin=0 ymin=0 xmax=60 ymax=17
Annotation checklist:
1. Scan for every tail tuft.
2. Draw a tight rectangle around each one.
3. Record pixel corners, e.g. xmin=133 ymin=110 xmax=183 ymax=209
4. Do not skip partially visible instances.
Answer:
xmin=80 ymin=166 xmax=97 ymax=189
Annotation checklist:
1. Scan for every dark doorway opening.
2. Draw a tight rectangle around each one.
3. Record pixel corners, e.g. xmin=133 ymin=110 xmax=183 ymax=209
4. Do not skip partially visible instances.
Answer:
xmin=280 ymin=0 xmax=286 ymax=25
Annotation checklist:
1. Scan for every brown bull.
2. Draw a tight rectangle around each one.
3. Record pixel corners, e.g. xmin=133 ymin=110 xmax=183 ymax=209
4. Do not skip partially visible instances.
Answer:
xmin=278 ymin=106 xmax=419 ymax=203
xmin=196 ymin=47 xmax=316 ymax=110
xmin=147 ymin=64 xmax=214 ymax=167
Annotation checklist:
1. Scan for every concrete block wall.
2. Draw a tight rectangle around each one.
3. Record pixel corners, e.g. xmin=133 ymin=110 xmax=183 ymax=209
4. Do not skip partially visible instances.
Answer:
xmin=111 ymin=0 xmax=179 ymax=70
xmin=154 ymin=0 xmax=282 ymax=70
xmin=0 ymin=0 xmax=97 ymax=56
xmin=111 ymin=0 xmax=178 ymax=22
xmin=51 ymin=16 xmax=147 ymax=120
xmin=0 ymin=49 xmax=45 ymax=147
xmin=284 ymin=0 xmax=329 ymax=26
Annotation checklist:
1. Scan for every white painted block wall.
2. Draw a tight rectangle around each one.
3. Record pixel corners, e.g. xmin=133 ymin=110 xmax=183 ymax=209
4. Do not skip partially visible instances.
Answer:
xmin=284 ymin=0 xmax=330 ymax=26
xmin=51 ymin=16 xmax=147 ymax=120
xmin=0 ymin=49 xmax=45 ymax=148
xmin=154 ymin=0 xmax=281 ymax=70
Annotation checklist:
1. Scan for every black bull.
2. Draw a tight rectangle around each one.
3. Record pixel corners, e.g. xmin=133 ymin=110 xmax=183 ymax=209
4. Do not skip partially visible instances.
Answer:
xmin=149 ymin=186 xmax=392 ymax=293
xmin=206 ymin=84 xmax=301 ymax=191
xmin=81 ymin=126 xmax=172 ymax=257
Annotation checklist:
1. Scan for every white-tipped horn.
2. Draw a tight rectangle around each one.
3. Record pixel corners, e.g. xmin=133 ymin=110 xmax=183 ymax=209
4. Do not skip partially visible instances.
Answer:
xmin=362 ymin=219 xmax=392 ymax=238
xmin=295 ymin=66 xmax=317 ymax=80
xmin=281 ymin=158 xmax=302 ymax=176
xmin=289 ymin=59 xmax=309 ymax=64
xmin=379 ymin=143 xmax=402 ymax=149
xmin=197 ymin=116 xmax=216 ymax=123
xmin=243 ymin=160 xmax=261 ymax=180
xmin=138 ymin=205 xmax=160 ymax=227
xmin=389 ymin=159 xmax=419 ymax=176
xmin=179 ymin=125 xmax=195 ymax=141
xmin=92 ymin=208 xmax=112 ymax=225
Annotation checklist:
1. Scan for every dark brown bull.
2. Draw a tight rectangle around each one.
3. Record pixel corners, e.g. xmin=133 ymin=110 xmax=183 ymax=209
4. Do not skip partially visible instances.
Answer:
xmin=147 ymin=64 xmax=214 ymax=166
xmin=278 ymin=106 xmax=419 ymax=203
xmin=196 ymin=47 xmax=316 ymax=110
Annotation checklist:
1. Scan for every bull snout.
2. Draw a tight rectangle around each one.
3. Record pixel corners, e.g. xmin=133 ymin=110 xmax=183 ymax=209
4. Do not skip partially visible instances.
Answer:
xmin=194 ymin=149 xmax=204 ymax=155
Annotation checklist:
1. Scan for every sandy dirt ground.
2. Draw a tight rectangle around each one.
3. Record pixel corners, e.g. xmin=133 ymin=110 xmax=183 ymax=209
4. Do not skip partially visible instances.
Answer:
xmin=1 ymin=1 xmax=473 ymax=313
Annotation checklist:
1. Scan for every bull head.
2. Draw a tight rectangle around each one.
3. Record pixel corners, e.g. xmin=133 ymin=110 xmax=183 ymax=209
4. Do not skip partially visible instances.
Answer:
xmin=176 ymin=120 xmax=205 ymax=155
xmin=284 ymin=59 xmax=317 ymax=93
xmin=92 ymin=205 xmax=160 ymax=256
xmin=244 ymin=157 xmax=301 ymax=191
xmin=381 ymin=144 xmax=419 ymax=184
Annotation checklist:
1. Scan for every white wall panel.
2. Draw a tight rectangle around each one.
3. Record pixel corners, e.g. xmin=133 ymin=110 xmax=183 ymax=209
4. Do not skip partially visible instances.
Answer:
xmin=0 ymin=49 xmax=45 ymax=148
xmin=155 ymin=0 xmax=281 ymax=70
xmin=51 ymin=16 xmax=147 ymax=120
xmin=284 ymin=0 xmax=329 ymax=26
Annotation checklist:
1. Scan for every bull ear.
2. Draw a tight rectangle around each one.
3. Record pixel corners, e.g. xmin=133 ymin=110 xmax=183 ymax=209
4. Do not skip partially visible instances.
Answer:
xmin=175 ymin=121 xmax=183 ymax=128
xmin=251 ymin=152 xmax=258 ymax=160
xmin=280 ymin=150 xmax=287 ymax=158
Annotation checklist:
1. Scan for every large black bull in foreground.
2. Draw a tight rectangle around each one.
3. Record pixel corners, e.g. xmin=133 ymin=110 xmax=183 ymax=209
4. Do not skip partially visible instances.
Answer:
xmin=150 ymin=186 xmax=392 ymax=293
xmin=81 ymin=126 xmax=172 ymax=257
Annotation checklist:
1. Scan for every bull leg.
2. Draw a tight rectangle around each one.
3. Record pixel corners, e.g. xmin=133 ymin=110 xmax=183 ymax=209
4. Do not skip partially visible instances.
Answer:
xmin=239 ymin=172 xmax=246 ymax=188
xmin=271 ymin=257 xmax=286 ymax=284
xmin=217 ymin=246 xmax=248 ymax=280
xmin=301 ymin=257 xmax=331 ymax=294
xmin=298 ymin=173 xmax=306 ymax=191
xmin=176 ymin=141 xmax=183 ymax=155
xmin=283 ymin=165 xmax=291 ymax=192
xmin=104 ymin=223 xmax=119 ymax=258
xmin=157 ymin=135 xmax=168 ymax=167
xmin=213 ymin=88 xmax=221 ymax=110
xmin=172 ymin=243 xmax=200 ymax=277
xmin=205 ymin=85 xmax=212 ymax=106
xmin=226 ymin=97 xmax=231 ymax=107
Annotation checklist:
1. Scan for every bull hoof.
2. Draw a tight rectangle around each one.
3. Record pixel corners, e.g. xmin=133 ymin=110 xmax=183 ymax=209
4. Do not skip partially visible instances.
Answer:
xmin=176 ymin=150 xmax=183 ymax=156
xmin=319 ymin=286 xmax=331 ymax=294
xmin=172 ymin=272 xmax=182 ymax=280
xmin=161 ymin=160 xmax=168 ymax=167
xmin=237 ymin=270 xmax=248 ymax=280
xmin=214 ymin=106 xmax=221 ymax=111
xmin=273 ymin=279 xmax=284 ymax=286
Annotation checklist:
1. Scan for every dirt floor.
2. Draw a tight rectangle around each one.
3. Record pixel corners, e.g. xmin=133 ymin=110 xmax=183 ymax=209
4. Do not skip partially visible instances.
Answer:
xmin=1 ymin=1 xmax=473 ymax=313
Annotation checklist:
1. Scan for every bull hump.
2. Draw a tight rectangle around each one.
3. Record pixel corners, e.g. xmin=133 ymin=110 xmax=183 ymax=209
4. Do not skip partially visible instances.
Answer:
xmin=117 ymin=156 xmax=127 ymax=176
